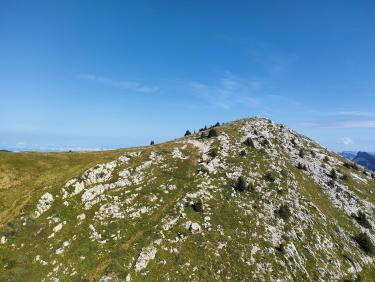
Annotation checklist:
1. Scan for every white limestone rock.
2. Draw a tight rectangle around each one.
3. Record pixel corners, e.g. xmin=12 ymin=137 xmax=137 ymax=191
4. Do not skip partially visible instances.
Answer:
xmin=0 ymin=236 xmax=6 ymax=244
xmin=53 ymin=223 xmax=63 ymax=233
xmin=35 ymin=192 xmax=54 ymax=218
xmin=172 ymin=148 xmax=187 ymax=159
xmin=134 ymin=246 xmax=157 ymax=272
xmin=185 ymin=221 xmax=202 ymax=234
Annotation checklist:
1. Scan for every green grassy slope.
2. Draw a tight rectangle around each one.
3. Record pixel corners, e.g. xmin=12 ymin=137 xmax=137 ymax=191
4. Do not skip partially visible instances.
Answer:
xmin=0 ymin=117 xmax=374 ymax=281
xmin=0 ymin=150 xmax=128 ymax=227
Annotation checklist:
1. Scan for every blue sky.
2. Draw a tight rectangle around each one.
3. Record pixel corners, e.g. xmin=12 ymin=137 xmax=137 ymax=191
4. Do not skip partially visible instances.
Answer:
xmin=1 ymin=1 xmax=375 ymax=152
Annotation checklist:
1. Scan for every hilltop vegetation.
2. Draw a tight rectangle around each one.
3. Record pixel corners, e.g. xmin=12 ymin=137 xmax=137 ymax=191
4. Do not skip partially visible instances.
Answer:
xmin=0 ymin=117 xmax=375 ymax=281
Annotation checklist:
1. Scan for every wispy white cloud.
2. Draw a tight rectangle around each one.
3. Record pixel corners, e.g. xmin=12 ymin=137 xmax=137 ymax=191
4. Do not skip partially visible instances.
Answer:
xmin=304 ymin=119 xmax=375 ymax=128
xmin=341 ymin=137 xmax=353 ymax=145
xmin=214 ymin=34 xmax=298 ymax=74
xmin=78 ymin=74 xmax=158 ymax=93
xmin=334 ymin=120 xmax=375 ymax=128
xmin=265 ymin=94 xmax=301 ymax=106
xmin=186 ymin=73 xmax=261 ymax=109
xmin=249 ymin=51 xmax=298 ymax=74
xmin=328 ymin=111 xmax=374 ymax=117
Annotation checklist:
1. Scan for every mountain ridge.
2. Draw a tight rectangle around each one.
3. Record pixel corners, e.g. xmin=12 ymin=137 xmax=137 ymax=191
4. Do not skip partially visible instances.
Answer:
xmin=340 ymin=151 xmax=375 ymax=171
xmin=0 ymin=117 xmax=374 ymax=281
xmin=354 ymin=152 xmax=375 ymax=171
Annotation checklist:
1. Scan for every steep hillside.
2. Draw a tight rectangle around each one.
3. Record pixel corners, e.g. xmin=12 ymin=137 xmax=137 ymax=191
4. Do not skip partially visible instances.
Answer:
xmin=1 ymin=117 xmax=375 ymax=281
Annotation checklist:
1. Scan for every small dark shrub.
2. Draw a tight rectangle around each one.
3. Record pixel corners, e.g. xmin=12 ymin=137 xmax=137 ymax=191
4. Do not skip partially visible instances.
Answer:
xmin=276 ymin=205 xmax=291 ymax=221
xmin=253 ymin=129 xmax=258 ymax=135
xmin=352 ymin=211 xmax=372 ymax=229
xmin=372 ymin=173 xmax=375 ymax=180
xmin=341 ymin=174 xmax=350 ymax=181
xmin=291 ymin=138 xmax=297 ymax=146
xmin=363 ymin=170 xmax=368 ymax=176
xmin=234 ymin=176 xmax=247 ymax=192
xmin=192 ymin=201 xmax=203 ymax=212
xmin=239 ymin=150 xmax=247 ymax=157
xmin=327 ymin=179 xmax=335 ymax=187
xmin=330 ymin=168 xmax=338 ymax=180
xmin=200 ymin=132 xmax=206 ymax=139
xmin=344 ymin=161 xmax=359 ymax=170
xmin=343 ymin=162 xmax=352 ymax=169
xmin=214 ymin=122 xmax=220 ymax=127
xmin=208 ymin=148 xmax=218 ymax=158
xmin=261 ymin=139 xmax=269 ymax=147
xmin=207 ymin=128 xmax=218 ymax=138
xmin=184 ymin=130 xmax=192 ymax=136
xmin=275 ymin=243 xmax=285 ymax=254
xmin=264 ymin=171 xmax=276 ymax=182
xmin=299 ymin=149 xmax=305 ymax=158
xmin=150 ymin=140 xmax=155 ymax=145
xmin=310 ymin=150 xmax=316 ymax=158
xmin=198 ymin=165 xmax=209 ymax=174
xmin=281 ymin=169 xmax=288 ymax=178
xmin=243 ymin=137 xmax=254 ymax=147
xmin=199 ymin=125 xmax=208 ymax=132
xmin=354 ymin=233 xmax=375 ymax=254
xmin=297 ymin=162 xmax=307 ymax=170
xmin=323 ymin=156 xmax=330 ymax=162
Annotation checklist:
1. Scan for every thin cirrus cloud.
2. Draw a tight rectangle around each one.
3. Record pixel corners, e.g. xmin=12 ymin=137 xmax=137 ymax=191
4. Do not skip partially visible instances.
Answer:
xmin=341 ymin=137 xmax=353 ymax=145
xmin=185 ymin=74 xmax=261 ymax=109
xmin=334 ymin=120 xmax=375 ymax=128
xmin=328 ymin=111 xmax=375 ymax=117
xmin=78 ymin=74 xmax=159 ymax=93
xmin=305 ymin=120 xmax=375 ymax=128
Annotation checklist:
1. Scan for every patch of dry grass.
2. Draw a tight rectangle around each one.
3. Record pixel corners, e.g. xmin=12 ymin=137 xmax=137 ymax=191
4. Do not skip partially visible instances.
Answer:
xmin=0 ymin=150 xmax=127 ymax=227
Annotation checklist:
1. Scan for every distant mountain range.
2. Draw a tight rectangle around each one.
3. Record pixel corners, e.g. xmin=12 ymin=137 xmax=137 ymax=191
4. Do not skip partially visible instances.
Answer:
xmin=340 ymin=151 xmax=375 ymax=171
xmin=339 ymin=151 xmax=358 ymax=161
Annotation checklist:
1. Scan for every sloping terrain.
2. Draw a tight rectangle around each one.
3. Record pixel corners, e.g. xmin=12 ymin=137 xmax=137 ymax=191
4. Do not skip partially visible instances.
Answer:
xmin=0 ymin=150 xmax=128 ymax=229
xmin=0 ymin=117 xmax=375 ymax=281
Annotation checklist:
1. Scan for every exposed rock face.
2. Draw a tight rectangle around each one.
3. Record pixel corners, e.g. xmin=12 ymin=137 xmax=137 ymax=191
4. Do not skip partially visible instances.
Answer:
xmin=134 ymin=246 xmax=157 ymax=272
xmin=185 ymin=221 xmax=202 ymax=234
xmin=1 ymin=117 xmax=375 ymax=281
xmin=34 ymin=192 xmax=54 ymax=218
